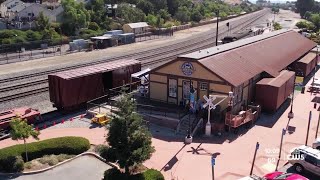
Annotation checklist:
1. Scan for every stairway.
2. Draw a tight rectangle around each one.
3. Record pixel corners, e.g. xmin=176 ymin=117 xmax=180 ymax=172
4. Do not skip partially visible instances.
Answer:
xmin=176 ymin=113 xmax=198 ymax=135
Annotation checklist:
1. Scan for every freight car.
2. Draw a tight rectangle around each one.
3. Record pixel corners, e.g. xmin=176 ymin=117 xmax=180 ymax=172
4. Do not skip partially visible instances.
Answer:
xmin=221 ymin=29 xmax=252 ymax=44
xmin=48 ymin=59 xmax=141 ymax=110
xmin=255 ymin=70 xmax=295 ymax=112
xmin=0 ymin=107 xmax=41 ymax=130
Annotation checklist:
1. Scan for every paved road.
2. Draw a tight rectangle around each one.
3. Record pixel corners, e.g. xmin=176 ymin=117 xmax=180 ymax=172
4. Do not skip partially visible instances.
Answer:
xmin=279 ymin=163 xmax=319 ymax=180
xmin=0 ymin=155 xmax=112 ymax=180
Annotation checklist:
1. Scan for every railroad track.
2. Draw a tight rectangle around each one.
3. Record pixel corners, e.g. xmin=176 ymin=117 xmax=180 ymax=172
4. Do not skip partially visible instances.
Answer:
xmin=0 ymin=10 xmax=269 ymax=103
xmin=0 ymin=79 xmax=48 ymax=93
xmin=0 ymin=10 xmax=267 ymax=84
xmin=0 ymin=87 xmax=48 ymax=103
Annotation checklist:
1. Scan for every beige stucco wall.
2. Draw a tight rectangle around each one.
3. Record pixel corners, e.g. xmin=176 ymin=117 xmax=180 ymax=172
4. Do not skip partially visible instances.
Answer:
xmin=155 ymin=59 xmax=224 ymax=82
xmin=150 ymin=74 xmax=167 ymax=83
xmin=150 ymin=82 xmax=167 ymax=102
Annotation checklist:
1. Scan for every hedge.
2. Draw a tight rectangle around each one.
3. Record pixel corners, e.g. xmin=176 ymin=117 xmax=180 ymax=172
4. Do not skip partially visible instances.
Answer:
xmin=104 ymin=168 xmax=164 ymax=180
xmin=0 ymin=136 xmax=90 ymax=172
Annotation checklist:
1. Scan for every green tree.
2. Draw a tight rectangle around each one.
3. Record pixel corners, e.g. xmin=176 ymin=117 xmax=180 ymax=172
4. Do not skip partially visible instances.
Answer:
xmin=310 ymin=13 xmax=320 ymax=31
xmin=146 ymin=14 xmax=157 ymax=27
xmin=104 ymin=93 xmax=154 ymax=175
xmin=296 ymin=21 xmax=315 ymax=30
xmin=87 ymin=0 xmax=109 ymax=29
xmin=272 ymin=7 xmax=280 ymax=14
xmin=116 ymin=3 xmax=145 ymax=23
xmin=296 ymin=0 xmax=314 ymax=18
xmin=36 ymin=12 xmax=50 ymax=31
xmin=10 ymin=118 xmax=40 ymax=162
xmin=273 ymin=22 xmax=282 ymax=30
xmin=61 ymin=0 xmax=90 ymax=35
xmin=191 ymin=9 xmax=203 ymax=22
xmin=159 ymin=9 xmax=171 ymax=21
xmin=174 ymin=6 xmax=190 ymax=24
xmin=137 ymin=0 xmax=154 ymax=15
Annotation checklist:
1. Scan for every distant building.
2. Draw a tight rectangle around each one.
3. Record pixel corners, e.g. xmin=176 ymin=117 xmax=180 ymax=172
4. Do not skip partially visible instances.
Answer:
xmin=0 ymin=0 xmax=30 ymax=20
xmin=123 ymin=22 xmax=149 ymax=34
xmin=16 ymin=4 xmax=63 ymax=22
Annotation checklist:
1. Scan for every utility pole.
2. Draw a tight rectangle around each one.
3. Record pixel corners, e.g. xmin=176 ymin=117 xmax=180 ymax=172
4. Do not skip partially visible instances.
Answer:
xmin=250 ymin=142 xmax=260 ymax=175
xmin=306 ymin=111 xmax=312 ymax=146
xmin=316 ymin=112 xmax=320 ymax=139
xmin=215 ymin=10 xmax=219 ymax=46
xmin=275 ymin=129 xmax=286 ymax=171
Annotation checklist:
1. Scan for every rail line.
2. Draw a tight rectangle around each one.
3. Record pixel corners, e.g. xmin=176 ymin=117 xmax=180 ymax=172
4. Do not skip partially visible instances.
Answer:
xmin=0 ymin=79 xmax=48 ymax=93
xmin=0 ymin=87 xmax=48 ymax=103
xmin=0 ymin=10 xmax=267 ymax=84
xmin=0 ymin=10 xmax=269 ymax=103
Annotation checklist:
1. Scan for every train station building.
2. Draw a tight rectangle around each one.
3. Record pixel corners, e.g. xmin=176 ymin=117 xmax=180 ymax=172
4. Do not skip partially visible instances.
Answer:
xmin=142 ymin=30 xmax=317 ymax=114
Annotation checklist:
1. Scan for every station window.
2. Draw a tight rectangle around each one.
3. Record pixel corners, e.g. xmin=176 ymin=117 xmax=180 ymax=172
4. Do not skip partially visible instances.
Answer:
xmin=200 ymin=82 xmax=208 ymax=91
xmin=168 ymin=79 xmax=177 ymax=98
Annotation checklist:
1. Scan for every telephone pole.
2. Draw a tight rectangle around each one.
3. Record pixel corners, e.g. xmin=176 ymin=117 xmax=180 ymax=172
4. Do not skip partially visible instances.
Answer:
xmin=215 ymin=10 xmax=219 ymax=46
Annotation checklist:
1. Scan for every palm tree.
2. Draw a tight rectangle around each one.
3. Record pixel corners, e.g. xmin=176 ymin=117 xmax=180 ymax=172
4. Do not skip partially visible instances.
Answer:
xmin=10 ymin=118 xmax=40 ymax=162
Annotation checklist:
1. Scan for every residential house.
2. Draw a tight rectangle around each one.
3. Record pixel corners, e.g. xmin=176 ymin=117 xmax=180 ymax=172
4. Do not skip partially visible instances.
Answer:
xmin=0 ymin=0 xmax=30 ymax=21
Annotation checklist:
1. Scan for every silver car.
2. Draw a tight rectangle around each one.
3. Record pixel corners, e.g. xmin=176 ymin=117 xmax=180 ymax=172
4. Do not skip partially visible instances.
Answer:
xmin=288 ymin=145 xmax=320 ymax=176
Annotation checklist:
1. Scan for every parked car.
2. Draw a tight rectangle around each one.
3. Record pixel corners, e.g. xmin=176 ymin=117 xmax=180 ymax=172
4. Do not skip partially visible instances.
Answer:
xmin=288 ymin=145 xmax=320 ymax=176
xmin=263 ymin=171 xmax=308 ymax=180
xmin=312 ymin=138 xmax=320 ymax=150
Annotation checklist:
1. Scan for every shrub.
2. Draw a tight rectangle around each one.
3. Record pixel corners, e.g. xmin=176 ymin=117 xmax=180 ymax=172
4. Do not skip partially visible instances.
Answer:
xmin=0 ymin=156 xmax=24 ymax=173
xmin=140 ymin=169 xmax=164 ymax=180
xmin=88 ymin=22 xmax=100 ymax=31
xmin=0 ymin=137 xmax=90 ymax=172
xmin=38 ymin=155 xmax=59 ymax=166
xmin=95 ymin=145 xmax=117 ymax=162
xmin=104 ymin=168 xmax=127 ymax=180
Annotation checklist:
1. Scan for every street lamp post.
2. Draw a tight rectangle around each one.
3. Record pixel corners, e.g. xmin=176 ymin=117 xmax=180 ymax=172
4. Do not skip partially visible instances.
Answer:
xmin=288 ymin=73 xmax=295 ymax=119
xmin=316 ymin=112 xmax=320 ymax=139
xmin=215 ymin=10 xmax=219 ymax=46
xmin=305 ymin=111 xmax=312 ymax=146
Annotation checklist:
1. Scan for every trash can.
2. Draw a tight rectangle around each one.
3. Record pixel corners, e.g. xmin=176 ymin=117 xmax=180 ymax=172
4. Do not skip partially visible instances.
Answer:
xmin=301 ymin=86 xmax=305 ymax=94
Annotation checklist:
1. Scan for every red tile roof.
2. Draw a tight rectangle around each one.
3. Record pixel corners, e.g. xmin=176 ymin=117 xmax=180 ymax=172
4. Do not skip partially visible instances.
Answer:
xmin=198 ymin=31 xmax=316 ymax=86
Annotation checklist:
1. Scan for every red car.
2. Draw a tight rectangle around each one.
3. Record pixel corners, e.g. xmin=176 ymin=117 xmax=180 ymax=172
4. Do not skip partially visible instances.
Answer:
xmin=263 ymin=172 xmax=309 ymax=180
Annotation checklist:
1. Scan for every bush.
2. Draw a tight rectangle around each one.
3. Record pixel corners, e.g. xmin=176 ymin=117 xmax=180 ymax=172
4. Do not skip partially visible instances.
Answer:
xmin=0 ymin=156 xmax=24 ymax=173
xmin=0 ymin=137 xmax=90 ymax=172
xmin=88 ymin=22 xmax=100 ymax=31
xmin=95 ymin=145 xmax=117 ymax=162
xmin=104 ymin=168 xmax=127 ymax=180
xmin=138 ymin=169 xmax=164 ymax=180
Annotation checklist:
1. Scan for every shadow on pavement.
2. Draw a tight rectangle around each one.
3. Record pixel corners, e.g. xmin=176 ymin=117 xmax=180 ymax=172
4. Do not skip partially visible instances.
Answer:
xmin=255 ymin=99 xmax=291 ymax=128
xmin=160 ymin=144 xmax=187 ymax=172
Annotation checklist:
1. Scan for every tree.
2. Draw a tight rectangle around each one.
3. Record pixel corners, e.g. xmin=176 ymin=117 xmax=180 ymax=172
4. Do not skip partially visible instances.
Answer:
xmin=137 ymin=0 xmax=154 ymax=15
xmin=10 ymin=118 xmax=40 ymax=162
xmin=296 ymin=0 xmax=314 ymax=18
xmin=36 ymin=12 xmax=50 ymax=31
xmin=105 ymin=93 xmax=154 ymax=175
xmin=87 ymin=0 xmax=109 ymax=29
xmin=174 ymin=6 xmax=190 ymax=24
xmin=296 ymin=21 xmax=315 ymax=30
xmin=146 ymin=14 xmax=157 ymax=27
xmin=310 ymin=13 xmax=320 ymax=31
xmin=116 ymin=3 xmax=145 ymax=23
xmin=61 ymin=0 xmax=90 ymax=35
xmin=191 ymin=9 xmax=203 ymax=22
xmin=273 ymin=22 xmax=282 ymax=30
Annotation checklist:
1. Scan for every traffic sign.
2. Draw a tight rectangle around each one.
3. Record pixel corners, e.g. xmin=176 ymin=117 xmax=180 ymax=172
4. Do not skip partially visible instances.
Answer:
xmin=211 ymin=158 xmax=215 ymax=166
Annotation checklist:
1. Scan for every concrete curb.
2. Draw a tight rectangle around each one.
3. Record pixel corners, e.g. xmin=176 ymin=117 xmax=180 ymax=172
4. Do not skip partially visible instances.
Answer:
xmin=0 ymin=152 xmax=118 ymax=176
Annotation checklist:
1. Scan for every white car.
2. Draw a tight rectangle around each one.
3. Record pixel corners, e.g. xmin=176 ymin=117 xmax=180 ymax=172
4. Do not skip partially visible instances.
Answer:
xmin=288 ymin=145 xmax=320 ymax=176
xmin=312 ymin=138 xmax=320 ymax=150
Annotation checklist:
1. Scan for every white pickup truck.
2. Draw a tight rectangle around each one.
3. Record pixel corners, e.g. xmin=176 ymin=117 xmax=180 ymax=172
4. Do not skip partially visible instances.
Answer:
xmin=312 ymin=138 xmax=320 ymax=150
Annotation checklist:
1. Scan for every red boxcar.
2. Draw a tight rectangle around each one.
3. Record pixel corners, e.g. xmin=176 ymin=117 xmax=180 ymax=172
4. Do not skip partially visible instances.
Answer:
xmin=255 ymin=70 xmax=295 ymax=112
xmin=48 ymin=59 xmax=141 ymax=110
xmin=0 ymin=108 xmax=41 ymax=130
xmin=295 ymin=52 xmax=317 ymax=77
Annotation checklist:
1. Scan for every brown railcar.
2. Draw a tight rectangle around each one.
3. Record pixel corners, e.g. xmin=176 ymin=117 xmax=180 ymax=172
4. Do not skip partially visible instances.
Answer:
xmin=255 ymin=70 xmax=295 ymax=112
xmin=295 ymin=53 xmax=317 ymax=77
xmin=48 ymin=59 xmax=141 ymax=110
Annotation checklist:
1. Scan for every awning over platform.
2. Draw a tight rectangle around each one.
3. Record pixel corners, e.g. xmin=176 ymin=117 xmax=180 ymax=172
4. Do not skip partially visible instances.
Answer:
xmin=131 ymin=68 xmax=151 ymax=78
